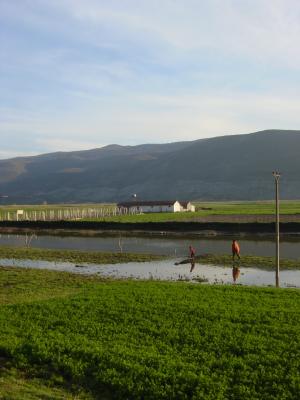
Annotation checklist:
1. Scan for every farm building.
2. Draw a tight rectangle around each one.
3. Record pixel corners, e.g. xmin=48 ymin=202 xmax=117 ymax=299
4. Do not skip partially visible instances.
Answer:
xmin=179 ymin=201 xmax=196 ymax=212
xmin=117 ymin=200 xmax=195 ymax=213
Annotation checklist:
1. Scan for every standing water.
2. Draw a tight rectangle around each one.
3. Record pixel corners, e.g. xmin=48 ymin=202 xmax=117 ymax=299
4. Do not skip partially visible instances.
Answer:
xmin=1 ymin=233 xmax=300 ymax=259
xmin=1 ymin=258 xmax=299 ymax=288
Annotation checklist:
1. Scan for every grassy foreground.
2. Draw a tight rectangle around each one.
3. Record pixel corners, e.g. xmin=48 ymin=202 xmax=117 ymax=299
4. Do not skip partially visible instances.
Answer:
xmin=0 ymin=267 xmax=299 ymax=399
xmin=0 ymin=367 xmax=91 ymax=400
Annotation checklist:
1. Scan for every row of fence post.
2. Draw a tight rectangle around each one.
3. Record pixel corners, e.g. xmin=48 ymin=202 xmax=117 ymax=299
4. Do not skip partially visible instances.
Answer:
xmin=0 ymin=207 xmax=139 ymax=221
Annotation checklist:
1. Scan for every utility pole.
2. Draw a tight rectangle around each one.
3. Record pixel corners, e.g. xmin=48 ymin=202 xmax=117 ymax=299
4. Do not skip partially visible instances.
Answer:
xmin=272 ymin=171 xmax=281 ymax=288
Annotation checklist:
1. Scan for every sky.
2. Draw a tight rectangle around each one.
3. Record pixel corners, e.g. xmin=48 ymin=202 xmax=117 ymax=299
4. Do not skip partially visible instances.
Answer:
xmin=1 ymin=0 xmax=300 ymax=158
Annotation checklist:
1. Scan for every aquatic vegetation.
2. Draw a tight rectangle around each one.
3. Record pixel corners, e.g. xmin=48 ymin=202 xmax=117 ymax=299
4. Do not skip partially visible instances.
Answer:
xmin=0 ymin=267 xmax=299 ymax=399
xmin=197 ymin=253 xmax=300 ymax=270
xmin=0 ymin=246 xmax=165 ymax=264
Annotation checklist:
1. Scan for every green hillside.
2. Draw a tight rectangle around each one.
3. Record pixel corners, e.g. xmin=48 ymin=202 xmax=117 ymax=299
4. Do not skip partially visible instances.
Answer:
xmin=0 ymin=130 xmax=300 ymax=203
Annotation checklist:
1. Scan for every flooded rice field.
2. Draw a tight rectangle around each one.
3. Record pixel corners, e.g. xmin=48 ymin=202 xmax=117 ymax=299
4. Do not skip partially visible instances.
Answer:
xmin=1 ymin=232 xmax=300 ymax=259
xmin=1 ymin=258 xmax=300 ymax=288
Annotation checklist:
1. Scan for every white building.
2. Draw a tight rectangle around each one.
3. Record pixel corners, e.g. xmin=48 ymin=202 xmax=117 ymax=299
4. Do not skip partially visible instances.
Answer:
xmin=117 ymin=200 xmax=195 ymax=213
xmin=179 ymin=201 xmax=196 ymax=212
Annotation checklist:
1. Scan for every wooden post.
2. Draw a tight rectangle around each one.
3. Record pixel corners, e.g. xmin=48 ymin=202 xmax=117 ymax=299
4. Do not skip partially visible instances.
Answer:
xmin=273 ymin=172 xmax=281 ymax=288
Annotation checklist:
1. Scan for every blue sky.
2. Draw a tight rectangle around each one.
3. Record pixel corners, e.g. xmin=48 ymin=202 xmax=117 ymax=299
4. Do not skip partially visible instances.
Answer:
xmin=1 ymin=0 xmax=300 ymax=158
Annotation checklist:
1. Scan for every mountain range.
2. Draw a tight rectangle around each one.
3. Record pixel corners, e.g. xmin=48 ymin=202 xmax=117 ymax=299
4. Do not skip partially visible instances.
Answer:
xmin=0 ymin=129 xmax=300 ymax=204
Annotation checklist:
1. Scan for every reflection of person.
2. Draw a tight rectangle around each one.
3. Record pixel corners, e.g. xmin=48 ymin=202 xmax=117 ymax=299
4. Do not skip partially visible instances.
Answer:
xmin=232 ymin=240 xmax=240 ymax=260
xmin=232 ymin=266 xmax=240 ymax=283
xmin=189 ymin=245 xmax=196 ymax=259
xmin=190 ymin=259 xmax=195 ymax=273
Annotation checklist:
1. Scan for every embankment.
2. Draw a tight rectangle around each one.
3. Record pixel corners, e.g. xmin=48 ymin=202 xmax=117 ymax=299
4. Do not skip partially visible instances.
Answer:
xmin=1 ymin=219 xmax=300 ymax=236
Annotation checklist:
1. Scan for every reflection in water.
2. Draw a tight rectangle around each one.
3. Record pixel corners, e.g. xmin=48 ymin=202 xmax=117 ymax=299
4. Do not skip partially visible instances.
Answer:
xmin=0 ymin=258 xmax=300 ymax=287
xmin=190 ymin=259 xmax=195 ymax=273
xmin=174 ymin=257 xmax=196 ymax=272
xmin=232 ymin=266 xmax=241 ymax=283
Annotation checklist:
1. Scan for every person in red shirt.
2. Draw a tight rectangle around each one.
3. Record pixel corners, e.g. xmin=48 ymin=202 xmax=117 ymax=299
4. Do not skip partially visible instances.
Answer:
xmin=189 ymin=245 xmax=196 ymax=259
xmin=232 ymin=240 xmax=240 ymax=260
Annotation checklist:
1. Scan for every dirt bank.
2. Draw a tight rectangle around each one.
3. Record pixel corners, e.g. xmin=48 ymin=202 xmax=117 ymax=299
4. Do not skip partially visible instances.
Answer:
xmin=1 ymin=219 xmax=300 ymax=237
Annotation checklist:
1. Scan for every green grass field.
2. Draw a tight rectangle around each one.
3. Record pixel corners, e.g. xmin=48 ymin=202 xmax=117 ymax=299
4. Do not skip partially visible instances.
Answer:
xmin=0 ymin=267 xmax=299 ymax=399
xmin=81 ymin=201 xmax=300 ymax=222
xmin=195 ymin=200 xmax=300 ymax=215
xmin=2 ymin=200 xmax=300 ymax=223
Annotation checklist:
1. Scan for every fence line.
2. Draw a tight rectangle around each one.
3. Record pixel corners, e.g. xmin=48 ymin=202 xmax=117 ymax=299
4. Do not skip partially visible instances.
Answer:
xmin=0 ymin=207 xmax=139 ymax=222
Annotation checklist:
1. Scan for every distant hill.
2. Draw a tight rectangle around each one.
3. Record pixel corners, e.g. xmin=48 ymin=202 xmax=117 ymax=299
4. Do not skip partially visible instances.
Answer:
xmin=0 ymin=129 xmax=300 ymax=204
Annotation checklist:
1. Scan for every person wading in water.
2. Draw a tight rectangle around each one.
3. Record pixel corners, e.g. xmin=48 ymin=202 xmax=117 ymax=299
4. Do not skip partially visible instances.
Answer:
xmin=232 ymin=240 xmax=241 ymax=261
xmin=189 ymin=245 xmax=196 ymax=259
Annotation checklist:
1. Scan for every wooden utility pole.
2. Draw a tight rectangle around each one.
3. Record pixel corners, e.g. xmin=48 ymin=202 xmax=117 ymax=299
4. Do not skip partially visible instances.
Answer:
xmin=272 ymin=171 xmax=281 ymax=288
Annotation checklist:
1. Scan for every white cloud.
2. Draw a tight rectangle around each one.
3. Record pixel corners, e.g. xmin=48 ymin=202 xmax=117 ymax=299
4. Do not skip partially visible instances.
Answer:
xmin=45 ymin=0 xmax=300 ymax=68
xmin=1 ymin=0 xmax=300 ymax=156
xmin=4 ymin=91 xmax=300 ymax=147
xmin=5 ymin=0 xmax=300 ymax=68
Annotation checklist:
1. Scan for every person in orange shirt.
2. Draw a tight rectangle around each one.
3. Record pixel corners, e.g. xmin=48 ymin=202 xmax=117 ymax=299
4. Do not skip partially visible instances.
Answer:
xmin=232 ymin=239 xmax=240 ymax=261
